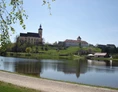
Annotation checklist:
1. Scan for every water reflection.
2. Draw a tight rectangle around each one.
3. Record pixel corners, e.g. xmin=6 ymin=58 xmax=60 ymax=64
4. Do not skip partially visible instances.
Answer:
xmin=0 ymin=57 xmax=41 ymax=76
xmin=15 ymin=61 xmax=41 ymax=76
xmin=0 ymin=57 xmax=88 ymax=78
xmin=0 ymin=56 xmax=118 ymax=88
xmin=41 ymin=60 xmax=87 ymax=78
xmin=87 ymin=60 xmax=118 ymax=73
xmin=1 ymin=57 xmax=118 ymax=77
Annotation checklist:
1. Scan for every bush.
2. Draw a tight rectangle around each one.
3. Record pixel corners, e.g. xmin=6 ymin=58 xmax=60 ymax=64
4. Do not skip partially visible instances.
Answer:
xmin=25 ymin=47 xmax=32 ymax=53
xmin=10 ymin=53 xmax=14 ymax=56
xmin=16 ymin=53 xmax=22 ymax=56
xmin=25 ymin=53 xmax=31 ymax=56
xmin=112 ymin=54 xmax=118 ymax=59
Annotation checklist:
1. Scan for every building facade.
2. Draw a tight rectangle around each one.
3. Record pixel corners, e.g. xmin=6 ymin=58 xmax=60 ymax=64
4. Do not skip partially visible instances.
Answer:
xmin=64 ymin=36 xmax=88 ymax=47
xmin=18 ymin=25 xmax=43 ymax=45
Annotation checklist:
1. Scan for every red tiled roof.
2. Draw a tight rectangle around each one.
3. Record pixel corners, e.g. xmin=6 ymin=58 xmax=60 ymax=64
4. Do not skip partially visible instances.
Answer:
xmin=64 ymin=39 xmax=88 ymax=44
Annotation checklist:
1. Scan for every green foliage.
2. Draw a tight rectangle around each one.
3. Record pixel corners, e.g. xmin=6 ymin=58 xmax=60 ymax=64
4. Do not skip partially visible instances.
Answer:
xmin=0 ymin=0 xmax=55 ymax=49
xmin=112 ymin=54 xmax=118 ymax=59
xmin=25 ymin=47 xmax=32 ymax=53
xmin=78 ymin=47 xmax=101 ymax=55
xmin=25 ymin=53 xmax=31 ymax=56
xmin=5 ymin=45 xmax=102 ymax=59
xmin=43 ymin=0 xmax=55 ymax=10
xmin=0 ymin=0 xmax=28 ymax=50
xmin=0 ymin=81 xmax=40 ymax=92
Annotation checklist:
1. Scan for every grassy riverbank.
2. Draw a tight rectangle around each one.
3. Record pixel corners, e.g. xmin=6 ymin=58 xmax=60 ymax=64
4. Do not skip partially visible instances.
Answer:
xmin=0 ymin=81 xmax=40 ymax=92
xmin=2 ymin=46 xmax=118 ymax=61
xmin=6 ymin=52 xmax=74 ymax=60
xmin=5 ymin=46 xmax=86 ymax=60
xmin=91 ymin=57 xmax=118 ymax=61
xmin=5 ymin=51 xmax=118 ymax=61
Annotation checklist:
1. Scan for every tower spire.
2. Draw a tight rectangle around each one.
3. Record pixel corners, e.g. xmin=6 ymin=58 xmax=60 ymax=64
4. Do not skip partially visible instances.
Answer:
xmin=39 ymin=24 xmax=42 ymax=30
xmin=38 ymin=24 xmax=43 ymax=39
xmin=40 ymin=24 xmax=42 ymax=29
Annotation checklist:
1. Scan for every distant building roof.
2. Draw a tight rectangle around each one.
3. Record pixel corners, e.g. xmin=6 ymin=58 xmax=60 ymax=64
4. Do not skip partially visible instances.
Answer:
xmin=96 ymin=44 xmax=106 ymax=47
xmin=107 ymin=44 xmax=116 ymax=48
xmin=20 ymin=33 xmax=27 ymax=37
xmin=65 ymin=39 xmax=88 ymax=44
xmin=81 ymin=41 xmax=88 ymax=44
xmin=20 ymin=32 xmax=40 ymax=37
xmin=94 ymin=53 xmax=107 ymax=56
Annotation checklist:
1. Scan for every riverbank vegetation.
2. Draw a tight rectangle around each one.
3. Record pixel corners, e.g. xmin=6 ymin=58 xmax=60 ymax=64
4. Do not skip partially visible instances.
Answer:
xmin=0 ymin=81 xmax=40 ymax=92
xmin=0 ymin=41 xmax=118 ymax=60
xmin=1 ymin=42 xmax=101 ymax=60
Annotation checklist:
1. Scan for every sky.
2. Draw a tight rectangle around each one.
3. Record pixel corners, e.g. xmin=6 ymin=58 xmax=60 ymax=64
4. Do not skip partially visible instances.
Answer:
xmin=10 ymin=0 xmax=118 ymax=47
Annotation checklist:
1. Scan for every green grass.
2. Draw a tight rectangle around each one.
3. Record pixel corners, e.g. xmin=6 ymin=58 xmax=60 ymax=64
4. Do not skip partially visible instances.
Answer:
xmin=6 ymin=47 xmax=81 ymax=60
xmin=0 ymin=81 xmax=40 ymax=92
xmin=91 ymin=57 xmax=118 ymax=61
xmin=5 ymin=46 xmax=105 ymax=60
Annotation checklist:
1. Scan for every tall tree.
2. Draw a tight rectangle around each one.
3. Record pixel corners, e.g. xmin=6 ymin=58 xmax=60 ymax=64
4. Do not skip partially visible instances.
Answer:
xmin=0 ymin=0 xmax=55 ymax=47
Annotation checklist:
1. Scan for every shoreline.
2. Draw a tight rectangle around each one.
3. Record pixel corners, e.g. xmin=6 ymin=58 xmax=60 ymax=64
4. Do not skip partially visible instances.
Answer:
xmin=3 ymin=52 xmax=118 ymax=61
xmin=0 ymin=70 xmax=118 ymax=92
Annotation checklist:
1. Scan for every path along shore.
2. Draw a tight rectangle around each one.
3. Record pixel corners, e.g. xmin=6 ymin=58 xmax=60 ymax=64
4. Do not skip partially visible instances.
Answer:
xmin=0 ymin=71 xmax=117 ymax=92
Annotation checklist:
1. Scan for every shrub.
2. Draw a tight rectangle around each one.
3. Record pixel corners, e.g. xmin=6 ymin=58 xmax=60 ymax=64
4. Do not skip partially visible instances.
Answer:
xmin=25 ymin=47 xmax=32 ymax=53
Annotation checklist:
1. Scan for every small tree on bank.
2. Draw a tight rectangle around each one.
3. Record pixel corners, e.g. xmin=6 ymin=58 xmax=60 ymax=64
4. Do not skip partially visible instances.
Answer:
xmin=25 ymin=47 xmax=32 ymax=53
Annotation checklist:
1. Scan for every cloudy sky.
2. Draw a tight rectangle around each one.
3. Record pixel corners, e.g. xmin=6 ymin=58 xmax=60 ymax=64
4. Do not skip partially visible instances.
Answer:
xmin=11 ymin=0 xmax=118 ymax=46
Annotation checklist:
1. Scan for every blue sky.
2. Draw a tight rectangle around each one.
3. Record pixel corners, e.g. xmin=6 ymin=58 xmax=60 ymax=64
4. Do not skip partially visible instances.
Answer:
xmin=11 ymin=0 xmax=118 ymax=47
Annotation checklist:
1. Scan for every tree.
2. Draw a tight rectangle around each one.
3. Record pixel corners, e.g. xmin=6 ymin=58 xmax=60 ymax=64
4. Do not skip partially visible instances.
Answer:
xmin=25 ymin=47 xmax=32 ymax=53
xmin=32 ymin=46 xmax=36 ymax=53
xmin=0 ymin=0 xmax=55 ymax=48
xmin=53 ymin=41 xmax=58 ymax=46
xmin=0 ymin=0 xmax=27 ymax=47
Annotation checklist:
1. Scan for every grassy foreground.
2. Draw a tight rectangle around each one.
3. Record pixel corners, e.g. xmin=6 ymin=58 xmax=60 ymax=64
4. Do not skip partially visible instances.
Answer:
xmin=0 ymin=81 xmax=40 ymax=92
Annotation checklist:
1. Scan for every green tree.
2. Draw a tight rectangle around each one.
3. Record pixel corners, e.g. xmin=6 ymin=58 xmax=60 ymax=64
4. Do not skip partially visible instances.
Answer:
xmin=25 ymin=47 xmax=32 ymax=53
xmin=6 ymin=42 xmax=15 ymax=52
xmin=0 ymin=0 xmax=55 ymax=48
xmin=32 ymin=46 xmax=36 ymax=53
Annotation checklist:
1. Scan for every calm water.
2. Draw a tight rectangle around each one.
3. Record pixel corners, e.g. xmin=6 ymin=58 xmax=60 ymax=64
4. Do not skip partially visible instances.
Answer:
xmin=0 ymin=56 xmax=118 ymax=88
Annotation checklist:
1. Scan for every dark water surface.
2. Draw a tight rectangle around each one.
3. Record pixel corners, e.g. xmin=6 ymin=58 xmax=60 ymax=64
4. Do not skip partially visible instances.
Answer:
xmin=0 ymin=56 xmax=118 ymax=88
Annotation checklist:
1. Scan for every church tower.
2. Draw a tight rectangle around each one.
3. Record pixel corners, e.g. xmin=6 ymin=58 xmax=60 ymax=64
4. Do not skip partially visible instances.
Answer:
xmin=77 ymin=36 xmax=81 ymax=41
xmin=77 ymin=36 xmax=81 ymax=48
xmin=38 ymin=24 xmax=43 ymax=39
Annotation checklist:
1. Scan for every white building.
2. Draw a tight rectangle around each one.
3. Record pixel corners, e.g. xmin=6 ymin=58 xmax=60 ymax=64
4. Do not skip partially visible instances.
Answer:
xmin=64 ymin=36 xmax=88 ymax=47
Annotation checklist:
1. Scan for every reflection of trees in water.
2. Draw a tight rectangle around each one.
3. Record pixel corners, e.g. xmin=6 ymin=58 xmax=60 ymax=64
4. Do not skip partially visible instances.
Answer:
xmin=15 ymin=61 xmax=41 ymax=76
xmin=57 ymin=60 xmax=88 ymax=78
xmin=40 ymin=60 xmax=88 ymax=78
xmin=41 ymin=62 xmax=58 ymax=71
xmin=112 ymin=61 xmax=118 ymax=66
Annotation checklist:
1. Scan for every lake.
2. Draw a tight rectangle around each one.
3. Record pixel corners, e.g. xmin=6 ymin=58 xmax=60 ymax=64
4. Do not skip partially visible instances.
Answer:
xmin=0 ymin=56 xmax=118 ymax=88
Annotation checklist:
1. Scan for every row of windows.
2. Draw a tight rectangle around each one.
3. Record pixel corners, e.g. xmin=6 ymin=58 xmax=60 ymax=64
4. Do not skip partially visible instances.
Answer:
xmin=20 ymin=40 xmax=41 ymax=43
xmin=19 ymin=40 xmax=42 ymax=45
xmin=19 ymin=37 xmax=41 ymax=42
xmin=25 ymin=38 xmax=40 ymax=42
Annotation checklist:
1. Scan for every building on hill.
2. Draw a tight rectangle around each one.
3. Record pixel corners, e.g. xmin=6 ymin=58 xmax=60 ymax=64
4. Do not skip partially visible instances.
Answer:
xmin=58 ymin=36 xmax=88 ymax=47
xmin=107 ymin=44 xmax=116 ymax=49
xmin=18 ymin=25 xmax=43 ymax=45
